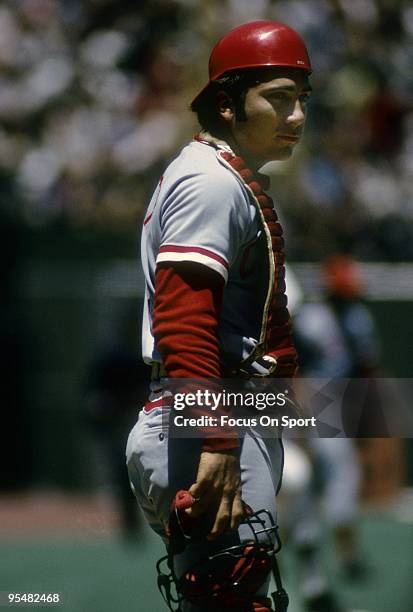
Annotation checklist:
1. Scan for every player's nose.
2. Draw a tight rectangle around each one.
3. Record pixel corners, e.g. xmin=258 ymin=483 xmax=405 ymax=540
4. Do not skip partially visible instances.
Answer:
xmin=286 ymin=99 xmax=305 ymax=128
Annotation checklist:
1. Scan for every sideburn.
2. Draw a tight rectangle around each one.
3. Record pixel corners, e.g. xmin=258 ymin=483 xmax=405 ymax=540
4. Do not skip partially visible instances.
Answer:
xmin=233 ymin=90 xmax=248 ymax=122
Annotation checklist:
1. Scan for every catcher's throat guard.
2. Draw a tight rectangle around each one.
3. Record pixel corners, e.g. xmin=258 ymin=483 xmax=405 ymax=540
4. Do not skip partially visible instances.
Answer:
xmin=157 ymin=491 xmax=289 ymax=612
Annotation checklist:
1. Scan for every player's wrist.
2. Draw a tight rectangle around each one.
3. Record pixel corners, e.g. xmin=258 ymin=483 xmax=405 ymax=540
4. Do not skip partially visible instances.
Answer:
xmin=201 ymin=437 xmax=239 ymax=452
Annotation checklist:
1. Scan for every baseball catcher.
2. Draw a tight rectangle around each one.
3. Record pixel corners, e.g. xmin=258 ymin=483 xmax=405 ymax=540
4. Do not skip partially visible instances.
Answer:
xmin=126 ymin=20 xmax=312 ymax=611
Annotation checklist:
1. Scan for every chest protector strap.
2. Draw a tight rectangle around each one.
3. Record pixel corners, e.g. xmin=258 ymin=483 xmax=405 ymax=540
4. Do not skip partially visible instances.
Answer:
xmin=218 ymin=150 xmax=298 ymax=378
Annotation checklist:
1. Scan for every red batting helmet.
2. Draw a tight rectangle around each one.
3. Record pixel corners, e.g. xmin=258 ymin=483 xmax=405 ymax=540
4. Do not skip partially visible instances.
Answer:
xmin=323 ymin=256 xmax=364 ymax=298
xmin=192 ymin=20 xmax=311 ymax=104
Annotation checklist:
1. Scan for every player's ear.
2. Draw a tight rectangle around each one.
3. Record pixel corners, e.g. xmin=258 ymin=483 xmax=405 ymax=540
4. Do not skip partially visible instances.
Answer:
xmin=217 ymin=91 xmax=234 ymax=123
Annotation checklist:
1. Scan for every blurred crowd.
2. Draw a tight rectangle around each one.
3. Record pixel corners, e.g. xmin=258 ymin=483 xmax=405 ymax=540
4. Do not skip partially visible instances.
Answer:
xmin=0 ymin=0 xmax=412 ymax=260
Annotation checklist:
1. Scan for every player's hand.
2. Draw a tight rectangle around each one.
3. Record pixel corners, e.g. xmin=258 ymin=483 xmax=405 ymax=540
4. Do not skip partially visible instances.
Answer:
xmin=185 ymin=449 xmax=243 ymax=540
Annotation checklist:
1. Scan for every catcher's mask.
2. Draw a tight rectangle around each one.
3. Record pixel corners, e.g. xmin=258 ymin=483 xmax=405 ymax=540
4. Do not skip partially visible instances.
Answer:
xmin=157 ymin=491 xmax=289 ymax=612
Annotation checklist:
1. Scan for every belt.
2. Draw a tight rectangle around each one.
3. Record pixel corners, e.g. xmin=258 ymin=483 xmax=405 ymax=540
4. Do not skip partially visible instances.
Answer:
xmin=145 ymin=363 xmax=169 ymax=413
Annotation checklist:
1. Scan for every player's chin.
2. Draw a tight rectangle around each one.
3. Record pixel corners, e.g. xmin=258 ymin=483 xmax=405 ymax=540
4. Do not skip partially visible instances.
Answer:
xmin=272 ymin=146 xmax=295 ymax=160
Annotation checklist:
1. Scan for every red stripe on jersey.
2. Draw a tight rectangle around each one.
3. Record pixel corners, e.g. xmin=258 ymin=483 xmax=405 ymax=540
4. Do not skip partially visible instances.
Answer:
xmin=159 ymin=245 xmax=229 ymax=269
xmin=143 ymin=212 xmax=153 ymax=225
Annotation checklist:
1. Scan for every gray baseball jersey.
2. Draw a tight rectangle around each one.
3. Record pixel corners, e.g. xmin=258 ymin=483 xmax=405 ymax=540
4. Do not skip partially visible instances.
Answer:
xmin=141 ymin=139 xmax=273 ymax=375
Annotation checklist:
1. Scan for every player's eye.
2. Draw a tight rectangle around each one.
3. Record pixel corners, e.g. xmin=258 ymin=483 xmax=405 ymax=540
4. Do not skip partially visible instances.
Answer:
xmin=299 ymin=93 xmax=311 ymax=105
xmin=268 ymin=92 xmax=290 ymax=102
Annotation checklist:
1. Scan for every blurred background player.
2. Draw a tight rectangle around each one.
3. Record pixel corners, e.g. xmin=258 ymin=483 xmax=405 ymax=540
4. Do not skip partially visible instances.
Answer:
xmin=281 ymin=257 xmax=382 ymax=611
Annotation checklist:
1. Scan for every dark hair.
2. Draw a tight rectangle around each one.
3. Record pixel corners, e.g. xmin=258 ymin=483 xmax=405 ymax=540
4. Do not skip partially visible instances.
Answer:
xmin=190 ymin=73 xmax=249 ymax=131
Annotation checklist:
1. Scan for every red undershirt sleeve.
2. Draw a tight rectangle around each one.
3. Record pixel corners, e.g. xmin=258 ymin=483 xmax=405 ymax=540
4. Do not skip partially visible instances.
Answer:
xmin=153 ymin=262 xmax=238 ymax=451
